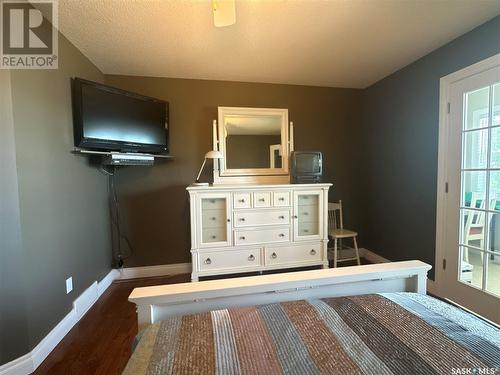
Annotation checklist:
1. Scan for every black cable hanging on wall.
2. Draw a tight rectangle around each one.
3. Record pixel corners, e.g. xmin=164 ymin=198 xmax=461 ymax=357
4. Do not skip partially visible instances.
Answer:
xmin=101 ymin=166 xmax=134 ymax=268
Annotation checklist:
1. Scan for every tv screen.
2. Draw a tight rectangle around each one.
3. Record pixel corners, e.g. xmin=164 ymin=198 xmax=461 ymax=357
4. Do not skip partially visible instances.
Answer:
xmin=72 ymin=78 xmax=168 ymax=153
xmin=293 ymin=152 xmax=322 ymax=174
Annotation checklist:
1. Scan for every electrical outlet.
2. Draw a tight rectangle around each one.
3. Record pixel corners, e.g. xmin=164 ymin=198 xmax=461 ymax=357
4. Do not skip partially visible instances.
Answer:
xmin=66 ymin=277 xmax=73 ymax=294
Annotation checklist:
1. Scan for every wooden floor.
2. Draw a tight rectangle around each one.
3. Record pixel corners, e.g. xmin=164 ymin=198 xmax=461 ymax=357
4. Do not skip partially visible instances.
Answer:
xmin=34 ymin=259 xmax=369 ymax=374
xmin=33 ymin=274 xmax=190 ymax=375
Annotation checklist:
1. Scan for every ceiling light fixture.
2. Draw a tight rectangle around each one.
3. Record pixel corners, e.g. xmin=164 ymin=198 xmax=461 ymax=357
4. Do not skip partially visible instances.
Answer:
xmin=212 ymin=0 xmax=236 ymax=27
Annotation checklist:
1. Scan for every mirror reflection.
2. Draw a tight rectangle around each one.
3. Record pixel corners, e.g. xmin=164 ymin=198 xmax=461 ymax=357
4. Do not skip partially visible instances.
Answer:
xmin=224 ymin=114 xmax=282 ymax=169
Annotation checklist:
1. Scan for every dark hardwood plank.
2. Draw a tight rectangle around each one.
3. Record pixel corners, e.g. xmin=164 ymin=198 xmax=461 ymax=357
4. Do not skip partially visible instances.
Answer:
xmin=33 ymin=274 xmax=190 ymax=375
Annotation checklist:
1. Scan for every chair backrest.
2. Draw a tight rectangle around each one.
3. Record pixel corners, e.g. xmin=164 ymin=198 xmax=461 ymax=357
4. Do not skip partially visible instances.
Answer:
xmin=328 ymin=201 xmax=343 ymax=230
xmin=464 ymin=192 xmax=485 ymax=240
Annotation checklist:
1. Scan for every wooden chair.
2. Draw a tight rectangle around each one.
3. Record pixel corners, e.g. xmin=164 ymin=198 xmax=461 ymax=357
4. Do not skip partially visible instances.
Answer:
xmin=328 ymin=201 xmax=361 ymax=268
xmin=463 ymin=192 xmax=486 ymax=262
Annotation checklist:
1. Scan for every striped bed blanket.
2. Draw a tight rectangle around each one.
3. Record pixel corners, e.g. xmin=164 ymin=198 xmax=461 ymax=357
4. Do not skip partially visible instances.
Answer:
xmin=123 ymin=293 xmax=500 ymax=374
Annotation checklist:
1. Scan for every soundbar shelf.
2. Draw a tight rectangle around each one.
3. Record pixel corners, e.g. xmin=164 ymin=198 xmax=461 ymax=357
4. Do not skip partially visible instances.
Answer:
xmin=72 ymin=148 xmax=174 ymax=166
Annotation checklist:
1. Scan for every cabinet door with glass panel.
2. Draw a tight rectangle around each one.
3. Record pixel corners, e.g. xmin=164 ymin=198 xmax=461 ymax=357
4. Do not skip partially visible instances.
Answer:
xmin=197 ymin=193 xmax=232 ymax=248
xmin=292 ymin=190 xmax=323 ymax=241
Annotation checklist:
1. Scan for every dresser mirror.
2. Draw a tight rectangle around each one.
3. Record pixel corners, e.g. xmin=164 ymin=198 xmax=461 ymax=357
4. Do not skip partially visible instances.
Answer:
xmin=216 ymin=107 xmax=291 ymax=180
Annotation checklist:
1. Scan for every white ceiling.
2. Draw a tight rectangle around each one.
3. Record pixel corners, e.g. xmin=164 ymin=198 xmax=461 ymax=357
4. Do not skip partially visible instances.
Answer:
xmin=58 ymin=0 xmax=500 ymax=88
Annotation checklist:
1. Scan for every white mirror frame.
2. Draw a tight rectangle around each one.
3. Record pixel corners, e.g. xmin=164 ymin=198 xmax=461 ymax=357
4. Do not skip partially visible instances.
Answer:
xmin=215 ymin=107 xmax=290 ymax=183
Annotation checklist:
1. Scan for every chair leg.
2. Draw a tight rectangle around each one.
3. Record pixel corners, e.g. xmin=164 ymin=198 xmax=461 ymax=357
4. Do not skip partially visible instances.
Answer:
xmin=353 ymin=236 xmax=361 ymax=266
xmin=333 ymin=238 xmax=338 ymax=268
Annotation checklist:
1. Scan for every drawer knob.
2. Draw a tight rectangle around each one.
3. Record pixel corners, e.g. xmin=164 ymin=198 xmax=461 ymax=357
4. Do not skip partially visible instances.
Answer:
xmin=271 ymin=252 xmax=277 ymax=259
xmin=211 ymin=235 xmax=217 ymax=239
xmin=211 ymin=200 xmax=216 ymax=203
xmin=292 ymin=215 xmax=298 ymax=219
xmin=248 ymin=254 xmax=255 ymax=261
xmin=303 ymin=212 xmax=309 ymax=216
xmin=239 ymin=218 xmax=246 ymax=221
xmin=240 ymin=236 xmax=246 ymax=240
xmin=304 ymin=229 xmax=309 ymax=233
xmin=239 ymin=199 xmax=245 ymax=203
xmin=310 ymin=249 xmax=316 ymax=255
xmin=259 ymin=198 xmax=265 ymax=202
xmin=210 ymin=217 xmax=216 ymax=221
xmin=204 ymin=258 xmax=212 ymax=264
xmin=227 ymin=219 xmax=231 ymax=222
xmin=278 ymin=216 xmax=285 ymax=219
xmin=279 ymin=233 xmax=285 ymax=237
xmin=279 ymin=197 xmax=285 ymax=201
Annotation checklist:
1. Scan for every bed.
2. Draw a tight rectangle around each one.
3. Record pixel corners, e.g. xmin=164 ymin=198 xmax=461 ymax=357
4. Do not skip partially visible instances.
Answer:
xmin=125 ymin=261 xmax=500 ymax=374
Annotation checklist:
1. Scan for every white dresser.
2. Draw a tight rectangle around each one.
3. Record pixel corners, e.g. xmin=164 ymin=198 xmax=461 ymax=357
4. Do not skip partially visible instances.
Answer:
xmin=187 ymin=183 xmax=331 ymax=281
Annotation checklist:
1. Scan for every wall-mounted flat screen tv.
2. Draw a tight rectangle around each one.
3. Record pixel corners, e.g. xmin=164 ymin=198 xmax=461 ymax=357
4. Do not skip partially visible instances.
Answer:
xmin=71 ymin=78 xmax=169 ymax=154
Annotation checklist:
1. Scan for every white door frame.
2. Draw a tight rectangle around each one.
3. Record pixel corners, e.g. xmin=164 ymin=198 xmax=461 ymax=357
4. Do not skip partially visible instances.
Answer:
xmin=435 ymin=53 xmax=500 ymax=296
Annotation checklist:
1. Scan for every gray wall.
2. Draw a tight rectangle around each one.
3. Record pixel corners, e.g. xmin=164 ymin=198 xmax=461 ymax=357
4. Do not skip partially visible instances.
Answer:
xmin=0 ymin=71 xmax=30 ymax=365
xmin=104 ymin=75 xmax=363 ymax=267
xmin=0 ymin=34 xmax=111 ymax=364
xmin=360 ymin=16 xmax=500 ymax=279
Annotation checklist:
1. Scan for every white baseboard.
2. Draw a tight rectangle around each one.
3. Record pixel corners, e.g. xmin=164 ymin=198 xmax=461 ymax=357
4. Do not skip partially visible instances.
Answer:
xmin=0 ymin=268 xmax=117 ymax=375
xmin=0 ymin=353 xmax=32 ymax=375
xmin=98 ymin=269 xmax=119 ymax=297
xmin=360 ymin=248 xmax=390 ymax=263
xmin=118 ymin=263 xmax=191 ymax=280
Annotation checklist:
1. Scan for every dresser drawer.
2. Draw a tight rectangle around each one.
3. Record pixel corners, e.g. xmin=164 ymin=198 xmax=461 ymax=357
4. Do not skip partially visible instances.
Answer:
xmin=234 ymin=193 xmax=251 ymax=209
xmin=273 ymin=191 xmax=290 ymax=207
xmin=234 ymin=209 xmax=290 ymax=227
xmin=253 ymin=192 xmax=272 ymax=208
xmin=297 ymin=221 xmax=320 ymax=237
xmin=235 ymin=227 xmax=290 ymax=245
xmin=202 ymin=198 xmax=226 ymax=210
xmin=298 ymin=204 xmax=319 ymax=222
xmin=265 ymin=244 xmax=322 ymax=265
xmin=297 ymin=194 xmax=319 ymax=206
xmin=202 ymin=209 xmax=227 ymax=228
xmin=202 ymin=227 xmax=227 ymax=243
xmin=198 ymin=249 xmax=262 ymax=271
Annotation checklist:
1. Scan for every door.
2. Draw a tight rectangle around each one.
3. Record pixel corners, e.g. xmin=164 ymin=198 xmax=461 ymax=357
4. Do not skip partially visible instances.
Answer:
xmin=197 ymin=193 xmax=232 ymax=248
xmin=293 ymin=190 xmax=323 ymax=241
xmin=443 ymin=63 xmax=500 ymax=323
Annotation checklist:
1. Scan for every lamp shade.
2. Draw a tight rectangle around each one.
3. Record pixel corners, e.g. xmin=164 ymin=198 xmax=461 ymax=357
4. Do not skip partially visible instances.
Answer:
xmin=205 ymin=150 xmax=224 ymax=159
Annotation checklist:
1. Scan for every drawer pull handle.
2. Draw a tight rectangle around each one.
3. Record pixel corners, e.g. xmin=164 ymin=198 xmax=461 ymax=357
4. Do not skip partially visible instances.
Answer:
xmin=310 ymin=249 xmax=316 ymax=255
xmin=204 ymin=258 xmax=212 ymax=264
xmin=248 ymin=255 xmax=255 ymax=261
xmin=279 ymin=233 xmax=285 ymax=238
xmin=303 ymin=212 xmax=309 ymax=215
xmin=303 ymin=229 xmax=309 ymax=233
xmin=259 ymin=198 xmax=265 ymax=202
xmin=239 ymin=199 xmax=245 ymax=203
xmin=239 ymin=218 xmax=246 ymax=221
xmin=211 ymin=200 xmax=216 ymax=203
xmin=271 ymin=252 xmax=277 ymax=259
xmin=278 ymin=215 xmax=285 ymax=219
xmin=279 ymin=197 xmax=285 ymax=201
xmin=240 ymin=236 xmax=246 ymax=240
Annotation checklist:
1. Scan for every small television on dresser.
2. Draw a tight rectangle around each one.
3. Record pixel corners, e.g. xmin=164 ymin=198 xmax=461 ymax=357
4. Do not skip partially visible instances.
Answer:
xmin=291 ymin=151 xmax=323 ymax=183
